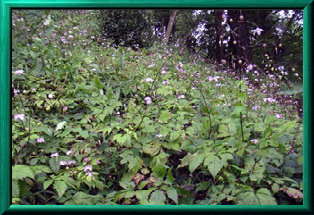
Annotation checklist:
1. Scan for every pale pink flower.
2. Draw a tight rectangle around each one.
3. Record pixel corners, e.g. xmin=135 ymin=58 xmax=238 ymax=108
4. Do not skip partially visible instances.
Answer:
xmin=83 ymin=165 xmax=92 ymax=172
xmin=178 ymin=94 xmax=185 ymax=99
xmin=251 ymin=139 xmax=259 ymax=144
xmin=156 ymin=134 xmax=163 ymax=138
xmin=59 ymin=160 xmax=68 ymax=166
xmin=86 ymin=171 xmax=93 ymax=176
xmin=275 ymin=114 xmax=282 ymax=119
xmin=51 ymin=152 xmax=59 ymax=158
xmin=36 ymin=137 xmax=45 ymax=143
xmin=84 ymin=157 xmax=88 ymax=163
xmin=251 ymin=27 xmax=264 ymax=36
xmin=14 ymin=114 xmax=25 ymax=121
xmin=247 ymin=64 xmax=253 ymax=71
xmin=68 ymin=160 xmax=76 ymax=165
xmin=144 ymin=96 xmax=152 ymax=105
xmin=14 ymin=69 xmax=24 ymax=75
xmin=66 ymin=150 xmax=72 ymax=156
xmin=144 ymin=78 xmax=154 ymax=82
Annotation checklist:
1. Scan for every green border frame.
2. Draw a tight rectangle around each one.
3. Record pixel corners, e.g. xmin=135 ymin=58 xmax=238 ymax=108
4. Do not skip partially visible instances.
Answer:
xmin=1 ymin=0 xmax=313 ymax=214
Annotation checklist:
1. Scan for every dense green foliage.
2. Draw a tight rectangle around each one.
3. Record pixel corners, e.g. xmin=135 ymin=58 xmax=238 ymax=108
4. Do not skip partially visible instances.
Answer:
xmin=12 ymin=10 xmax=303 ymax=205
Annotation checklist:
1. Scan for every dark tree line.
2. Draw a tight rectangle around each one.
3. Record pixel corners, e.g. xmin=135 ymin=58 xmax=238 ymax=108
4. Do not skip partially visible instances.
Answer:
xmin=97 ymin=9 xmax=303 ymax=83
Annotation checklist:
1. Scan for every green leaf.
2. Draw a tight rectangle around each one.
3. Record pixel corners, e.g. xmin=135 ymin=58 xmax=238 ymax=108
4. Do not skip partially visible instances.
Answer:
xmin=158 ymin=111 xmax=172 ymax=123
xmin=196 ymin=181 xmax=210 ymax=191
xmin=12 ymin=179 xmax=20 ymax=198
xmin=152 ymin=163 xmax=167 ymax=179
xmin=250 ymin=160 xmax=266 ymax=183
xmin=178 ymin=153 xmax=193 ymax=168
xmin=80 ymin=130 xmax=89 ymax=139
xmin=93 ymin=76 xmax=104 ymax=89
xmin=166 ymin=167 xmax=174 ymax=184
xmin=204 ymin=155 xmax=222 ymax=178
xmin=166 ymin=187 xmax=178 ymax=204
xmin=256 ymin=188 xmax=277 ymax=205
xmin=49 ymin=158 xmax=60 ymax=173
xmin=135 ymin=188 xmax=155 ymax=204
xmin=149 ymin=190 xmax=166 ymax=205
xmin=236 ymin=188 xmax=277 ymax=205
xmin=143 ymin=141 xmax=161 ymax=156
xmin=43 ymin=179 xmax=54 ymax=190
xmin=54 ymin=180 xmax=67 ymax=198
xmin=12 ymin=165 xmax=35 ymax=180
xmin=189 ymin=153 xmax=205 ymax=173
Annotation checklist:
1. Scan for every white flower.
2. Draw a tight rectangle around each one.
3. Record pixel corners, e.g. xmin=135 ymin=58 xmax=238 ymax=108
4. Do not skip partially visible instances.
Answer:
xmin=147 ymin=64 xmax=155 ymax=68
xmin=66 ymin=150 xmax=72 ymax=156
xmin=14 ymin=114 xmax=25 ymax=121
xmin=144 ymin=78 xmax=154 ymax=82
xmin=161 ymin=68 xmax=167 ymax=74
xmin=144 ymin=96 xmax=152 ymax=105
xmin=51 ymin=152 xmax=59 ymax=158
xmin=251 ymin=139 xmax=259 ymax=144
xmin=178 ymin=94 xmax=185 ymax=99
xmin=36 ymin=137 xmax=45 ymax=143
xmin=14 ymin=69 xmax=24 ymax=75
xmin=251 ymin=27 xmax=264 ymax=36
xmin=48 ymin=94 xmax=53 ymax=99
xmin=59 ymin=160 xmax=68 ymax=166
xmin=156 ymin=134 xmax=163 ymax=138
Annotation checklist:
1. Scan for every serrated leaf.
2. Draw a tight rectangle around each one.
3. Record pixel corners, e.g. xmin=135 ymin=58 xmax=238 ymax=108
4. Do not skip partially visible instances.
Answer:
xmin=204 ymin=155 xmax=222 ymax=178
xmin=152 ymin=163 xmax=167 ymax=179
xmin=178 ymin=153 xmax=193 ymax=168
xmin=143 ymin=141 xmax=161 ymax=156
xmin=49 ymin=158 xmax=60 ymax=173
xmin=237 ymin=188 xmax=277 ymax=205
xmin=166 ymin=187 xmax=178 ymax=204
xmin=159 ymin=111 xmax=172 ymax=123
xmin=250 ymin=160 xmax=266 ymax=183
xmin=54 ymin=180 xmax=67 ymax=198
xmin=149 ymin=190 xmax=166 ymax=205
xmin=189 ymin=153 xmax=205 ymax=173
xmin=43 ymin=179 xmax=54 ymax=190
xmin=12 ymin=165 xmax=34 ymax=180
xmin=256 ymin=188 xmax=277 ymax=205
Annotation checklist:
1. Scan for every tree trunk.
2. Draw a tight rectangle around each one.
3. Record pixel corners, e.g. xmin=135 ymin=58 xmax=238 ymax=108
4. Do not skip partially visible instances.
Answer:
xmin=163 ymin=10 xmax=178 ymax=44
xmin=228 ymin=10 xmax=252 ymax=69
xmin=214 ymin=10 xmax=225 ymax=64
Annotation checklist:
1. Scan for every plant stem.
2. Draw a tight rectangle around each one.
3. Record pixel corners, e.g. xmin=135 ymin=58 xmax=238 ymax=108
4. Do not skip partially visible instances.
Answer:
xmin=240 ymin=112 xmax=245 ymax=142
xmin=194 ymin=82 xmax=212 ymax=138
